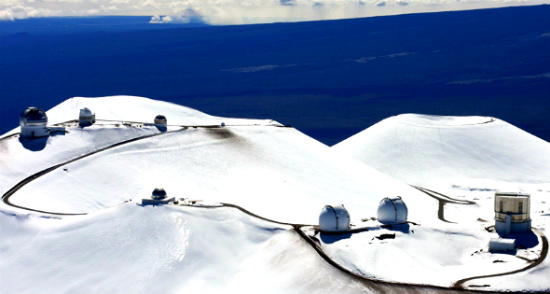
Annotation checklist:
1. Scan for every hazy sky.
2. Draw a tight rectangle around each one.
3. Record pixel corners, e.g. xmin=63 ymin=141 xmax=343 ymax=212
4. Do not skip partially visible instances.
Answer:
xmin=1 ymin=0 xmax=548 ymax=24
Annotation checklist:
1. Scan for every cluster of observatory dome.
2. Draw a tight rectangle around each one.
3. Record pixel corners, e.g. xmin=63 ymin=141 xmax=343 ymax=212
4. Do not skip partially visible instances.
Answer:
xmin=18 ymin=106 xmax=168 ymax=139
xmin=19 ymin=106 xmax=409 ymax=235
xmin=319 ymin=197 xmax=408 ymax=233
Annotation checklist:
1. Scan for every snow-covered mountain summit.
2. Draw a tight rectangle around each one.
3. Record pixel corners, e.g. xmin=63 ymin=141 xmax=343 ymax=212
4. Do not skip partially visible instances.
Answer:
xmin=333 ymin=113 xmax=550 ymax=188
xmin=2 ymin=96 xmax=433 ymax=223
xmin=1 ymin=97 xmax=549 ymax=293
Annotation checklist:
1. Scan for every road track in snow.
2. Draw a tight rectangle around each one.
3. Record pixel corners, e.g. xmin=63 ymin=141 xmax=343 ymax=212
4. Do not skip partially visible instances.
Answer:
xmin=174 ymin=202 xmax=486 ymax=293
xmin=0 ymin=122 xmax=544 ymax=293
xmin=452 ymin=227 xmax=548 ymax=289
xmin=2 ymin=120 xmax=284 ymax=214
xmin=413 ymin=186 xmax=549 ymax=290
xmin=413 ymin=186 xmax=475 ymax=223
xmin=2 ymin=125 xmax=184 ymax=215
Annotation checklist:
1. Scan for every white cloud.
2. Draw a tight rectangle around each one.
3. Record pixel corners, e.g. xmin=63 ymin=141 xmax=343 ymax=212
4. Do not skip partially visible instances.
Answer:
xmin=1 ymin=0 xmax=549 ymax=24
xmin=0 ymin=10 xmax=15 ymax=21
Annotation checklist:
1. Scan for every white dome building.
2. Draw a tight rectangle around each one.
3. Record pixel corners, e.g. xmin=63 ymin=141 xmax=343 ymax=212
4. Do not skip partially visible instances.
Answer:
xmin=319 ymin=204 xmax=350 ymax=233
xmin=20 ymin=107 xmax=50 ymax=139
xmin=79 ymin=107 xmax=95 ymax=126
xmin=377 ymin=196 xmax=408 ymax=224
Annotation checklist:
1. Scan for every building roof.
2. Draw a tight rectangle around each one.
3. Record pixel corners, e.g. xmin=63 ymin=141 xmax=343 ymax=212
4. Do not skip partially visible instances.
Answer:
xmin=20 ymin=107 xmax=48 ymax=126
xmin=495 ymin=192 xmax=530 ymax=199
xmin=319 ymin=204 xmax=350 ymax=232
xmin=80 ymin=107 xmax=94 ymax=117
xmin=377 ymin=196 xmax=408 ymax=224
xmin=152 ymin=188 xmax=167 ymax=199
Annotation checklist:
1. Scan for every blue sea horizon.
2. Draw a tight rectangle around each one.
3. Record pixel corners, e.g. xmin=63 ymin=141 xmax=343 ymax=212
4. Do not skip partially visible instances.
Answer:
xmin=1 ymin=5 xmax=549 ymax=145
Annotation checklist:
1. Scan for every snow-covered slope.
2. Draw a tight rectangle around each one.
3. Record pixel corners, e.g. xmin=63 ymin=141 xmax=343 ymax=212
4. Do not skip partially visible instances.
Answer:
xmin=36 ymin=95 xmax=267 ymax=127
xmin=330 ymin=113 xmax=550 ymax=291
xmin=0 ymin=96 xmax=273 ymax=197
xmin=3 ymin=98 xmax=436 ymax=224
xmin=0 ymin=204 xmax=380 ymax=294
xmin=2 ymin=99 xmax=549 ymax=293
xmin=333 ymin=114 xmax=550 ymax=189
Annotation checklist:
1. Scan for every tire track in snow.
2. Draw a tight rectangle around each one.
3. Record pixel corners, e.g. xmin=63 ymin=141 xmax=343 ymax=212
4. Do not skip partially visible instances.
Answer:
xmin=412 ymin=186 xmax=475 ymax=223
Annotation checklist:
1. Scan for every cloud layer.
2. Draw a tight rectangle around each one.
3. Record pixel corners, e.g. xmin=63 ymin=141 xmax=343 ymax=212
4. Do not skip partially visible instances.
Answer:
xmin=1 ymin=0 xmax=549 ymax=24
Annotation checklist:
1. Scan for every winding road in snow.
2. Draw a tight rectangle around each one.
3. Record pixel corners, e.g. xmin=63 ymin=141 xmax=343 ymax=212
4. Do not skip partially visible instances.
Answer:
xmin=2 ymin=123 xmax=186 ymax=215
xmin=453 ymin=227 xmax=548 ymax=289
xmin=413 ymin=187 xmax=549 ymax=289
xmin=1 ymin=120 xmax=285 ymax=214
xmin=1 ymin=122 xmax=546 ymax=293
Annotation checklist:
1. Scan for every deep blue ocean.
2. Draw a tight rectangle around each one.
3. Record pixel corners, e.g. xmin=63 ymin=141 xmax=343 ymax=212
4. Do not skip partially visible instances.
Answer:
xmin=1 ymin=6 xmax=549 ymax=145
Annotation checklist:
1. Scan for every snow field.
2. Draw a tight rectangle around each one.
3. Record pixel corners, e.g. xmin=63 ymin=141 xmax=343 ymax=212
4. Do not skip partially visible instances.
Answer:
xmin=2 ymin=97 xmax=550 ymax=292
xmin=9 ymin=124 xmax=437 ymax=225
xmin=333 ymin=113 xmax=550 ymax=187
xmin=332 ymin=113 xmax=550 ymax=291
xmin=0 ymin=204 xmax=419 ymax=294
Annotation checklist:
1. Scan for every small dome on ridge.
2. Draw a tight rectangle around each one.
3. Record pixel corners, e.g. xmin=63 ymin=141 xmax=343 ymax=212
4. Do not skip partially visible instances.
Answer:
xmin=152 ymin=188 xmax=167 ymax=200
xmin=377 ymin=196 xmax=408 ymax=224
xmin=20 ymin=107 xmax=47 ymax=127
xmin=319 ymin=204 xmax=350 ymax=233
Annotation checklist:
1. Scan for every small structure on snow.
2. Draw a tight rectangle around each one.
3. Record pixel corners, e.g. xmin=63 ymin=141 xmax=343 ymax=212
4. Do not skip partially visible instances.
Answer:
xmin=489 ymin=238 xmax=516 ymax=253
xmin=142 ymin=188 xmax=175 ymax=206
xmin=377 ymin=196 xmax=408 ymax=224
xmin=152 ymin=188 xmax=167 ymax=199
xmin=20 ymin=107 xmax=50 ymax=139
xmin=154 ymin=115 xmax=167 ymax=126
xmin=494 ymin=192 xmax=531 ymax=236
xmin=79 ymin=107 xmax=95 ymax=126
xmin=319 ymin=204 xmax=350 ymax=233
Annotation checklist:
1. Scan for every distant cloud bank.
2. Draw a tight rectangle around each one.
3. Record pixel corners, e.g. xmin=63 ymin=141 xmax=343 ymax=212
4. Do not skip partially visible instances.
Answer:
xmin=1 ymin=0 xmax=549 ymax=24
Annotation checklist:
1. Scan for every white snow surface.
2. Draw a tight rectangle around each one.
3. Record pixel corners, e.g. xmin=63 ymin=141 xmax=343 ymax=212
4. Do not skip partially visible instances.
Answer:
xmin=2 ymin=98 xmax=550 ymax=293
xmin=43 ymin=95 xmax=270 ymax=127
xmin=331 ymin=113 xmax=550 ymax=291
xmin=0 ymin=204 xmax=382 ymax=294
xmin=332 ymin=113 xmax=550 ymax=188
xmin=7 ymin=121 xmax=435 ymax=225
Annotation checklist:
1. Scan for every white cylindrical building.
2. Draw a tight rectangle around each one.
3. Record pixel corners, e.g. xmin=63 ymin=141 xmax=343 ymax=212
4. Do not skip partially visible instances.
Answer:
xmin=20 ymin=107 xmax=50 ymax=139
xmin=494 ymin=192 xmax=531 ymax=236
xmin=377 ymin=196 xmax=408 ymax=224
xmin=319 ymin=204 xmax=350 ymax=233
xmin=79 ymin=107 xmax=95 ymax=126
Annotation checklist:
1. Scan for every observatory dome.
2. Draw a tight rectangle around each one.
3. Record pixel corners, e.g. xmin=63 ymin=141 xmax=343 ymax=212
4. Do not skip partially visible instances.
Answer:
xmin=377 ymin=196 xmax=408 ymax=224
xmin=319 ymin=204 xmax=350 ymax=233
xmin=151 ymin=188 xmax=167 ymax=200
xmin=79 ymin=107 xmax=95 ymax=126
xmin=20 ymin=107 xmax=47 ymax=127
xmin=154 ymin=115 xmax=167 ymax=125
xmin=80 ymin=107 xmax=93 ymax=117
